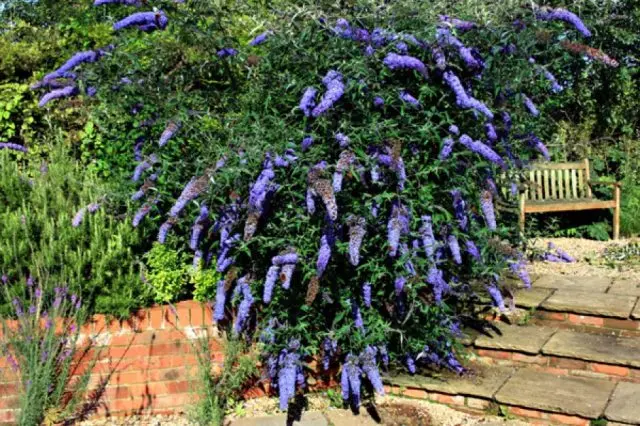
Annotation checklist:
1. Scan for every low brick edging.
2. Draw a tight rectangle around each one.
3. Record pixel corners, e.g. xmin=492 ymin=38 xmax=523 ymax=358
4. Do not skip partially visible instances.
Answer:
xmin=384 ymin=385 xmax=592 ymax=426
xmin=533 ymin=310 xmax=640 ymax=337
xmin=473 ymin=349 xmax=640 ymax=383
xmin=0 ymin=300 xmax=223 ymax=423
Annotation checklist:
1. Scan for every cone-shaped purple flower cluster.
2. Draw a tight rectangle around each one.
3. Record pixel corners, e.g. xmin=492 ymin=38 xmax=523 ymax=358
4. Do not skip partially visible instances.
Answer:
xmin=158 ymin=122 xmax=180 ymax=147
xmin=387 ymin=202 xmax=409 ymax=257
xmin=347 ymin=216 xmax=366 ymax=266
xmin=383 ymin=53 xmax=428 ymax=77
xmin=0 ymin=143 xmax=28 ymax=153
xmin=442 ymin=71 xmax=493 ymax=119
xmin=536 ymin=8 xmax=592 ymax=37
xmin=233 ymin=277 xmax=254 ymax=335
xmin=249 ymin=30 xmax=273 ymax=46
xmin=299 ymin=88 xmax=317 ymax=117
xmin=113 ymin=11 xmax=168 ymax=32
xmin=459 ymin=135 xmax=506 ymax=169
xmin=311 ymin=71 xmax=345 ymax=117
xmin=38 ymin=85 xmax=79 ymax=107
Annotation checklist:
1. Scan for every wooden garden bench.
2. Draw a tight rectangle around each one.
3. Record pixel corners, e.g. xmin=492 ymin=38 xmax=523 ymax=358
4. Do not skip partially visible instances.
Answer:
xmin=519 ymin=159 xmax=621 ymax=239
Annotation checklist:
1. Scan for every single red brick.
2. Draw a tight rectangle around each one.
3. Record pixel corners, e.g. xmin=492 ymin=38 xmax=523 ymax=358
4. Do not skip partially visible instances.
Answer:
xmin=476 ymin=349 xmax=512 ymax=360
xmin=590 ymin=363 xmax=629 ymax=377
xmin=0 ymin=397 xmax=19 ymax=410
xmin=508 ymin=406 xmax=544 ymax=419
xmin=542 ymin=366 xmax=569 ymax=376
xmin=568 ymin=314 xmax=604 ymax=327
xmin=164 ymin=380 xmax=192 ymax=395
xmin=401 ymin=388 xmax=429 ymax=399
xmin=548 ymin=357 xmax=587 ymax=370
xmin=0 ymin=409 xmax=17 ymax=423
xmin=512 ymin=353 xmax=547 ymax=365
xmin=538 ymin=311 xmax=567 ymax=321
xmin=149 ymin=306 xmax=165 ymax=330
xmin=603 ymin=318 xmax=639 ymax=331
xmin=432 ymin=393 xmax=465 ymax=406
xmin=549 ymin=413 xmax=590 ymax=425
xmin=0 ymin=383 xmax=18 ymax=395
xmin=190 ymin=303 xmax=206 ymax=327
xmin=465 ymin=397 xmax=490 ymax=410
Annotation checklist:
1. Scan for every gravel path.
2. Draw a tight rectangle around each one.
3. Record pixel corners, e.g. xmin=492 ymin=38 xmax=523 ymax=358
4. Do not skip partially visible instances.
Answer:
xmin=527 ymin=237 xmax=640 ymax=280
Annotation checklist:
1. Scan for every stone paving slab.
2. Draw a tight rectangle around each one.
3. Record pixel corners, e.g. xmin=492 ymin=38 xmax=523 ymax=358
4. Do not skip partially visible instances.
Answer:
xmin=513 ymin=287 xmax=555 ymax=309
xmin=228 ymin=412 xmax=327 ymax=426
xmin=324 ymin=410 xmax=379 ymax=426
xmin=542 ymin=330 xmax=640 ymax=367
xmin=608 ymin=278 xmax=640 ymax=297
xmin=386 ymin=366 xmax=514 ymax=399
xmin=475 ymin=323 xmax=556 ymax=355
xmin=605 ymin=382 xmax=640 ymax=424
xmin=533 ymin=274 xmax=611 ymax=292
xmin=541 ymin=289 xmax=637 ymax=318
xmin=495 ymin=369 xmax=615 ymax=419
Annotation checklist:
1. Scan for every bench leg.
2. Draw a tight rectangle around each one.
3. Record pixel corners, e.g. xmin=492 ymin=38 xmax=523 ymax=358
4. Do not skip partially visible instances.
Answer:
xmin=613 ymin=185 xmax=621 ymax=240
xmin=519 ymin=196 xmax=526 ymax=234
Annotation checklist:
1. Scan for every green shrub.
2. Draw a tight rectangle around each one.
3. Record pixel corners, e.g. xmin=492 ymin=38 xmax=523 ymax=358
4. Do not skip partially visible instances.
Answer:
xmin=0 ymin=145 xmax=148 ymax=317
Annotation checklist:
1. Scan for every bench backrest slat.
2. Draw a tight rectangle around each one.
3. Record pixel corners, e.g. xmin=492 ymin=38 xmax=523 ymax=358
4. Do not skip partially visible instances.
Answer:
xmin=523 ymin=159 xmax=592 ymax=201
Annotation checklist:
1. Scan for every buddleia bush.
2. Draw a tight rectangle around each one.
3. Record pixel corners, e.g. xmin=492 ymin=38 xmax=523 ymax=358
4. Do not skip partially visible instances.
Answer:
xmin=26 ymin=0 xmax=608 ymax=412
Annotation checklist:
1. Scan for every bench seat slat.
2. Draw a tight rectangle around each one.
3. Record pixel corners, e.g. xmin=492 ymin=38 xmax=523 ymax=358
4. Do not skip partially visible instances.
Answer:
xmin=524 ymin=199 xmax=616 ymax=213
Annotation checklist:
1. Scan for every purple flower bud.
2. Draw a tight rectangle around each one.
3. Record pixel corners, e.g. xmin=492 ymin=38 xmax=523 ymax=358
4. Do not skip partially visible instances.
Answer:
xmin=72 ymin=207 xmax=87 ymax=227
xmin=373 ymin=96 xmax=384 ymax=107
xmin=522 ymin=95 xmax=539 ymax=117
xmin=249 ymin=30 xmax=273 ymax=46
xmin=405 ymin=354 xmax=416 ymax=374
xmin=335 ymin=133 xmax=350 ymax=148
xmin=12 ymin=298 xmax=23 ymax=317
xmin=364 ymin=45 xmax=375 ymax=56
xmin=448 ymin=125 xmax=460 ymax=135
xmin=351 ymin=300 xmax=365 ymax=333
xmin=399 ymin=90 xmax=420 ymax=107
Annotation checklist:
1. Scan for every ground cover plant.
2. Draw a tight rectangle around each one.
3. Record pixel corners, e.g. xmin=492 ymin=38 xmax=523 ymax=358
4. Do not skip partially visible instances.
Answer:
xmin=1 ymin=0 xmax=634 ymax=421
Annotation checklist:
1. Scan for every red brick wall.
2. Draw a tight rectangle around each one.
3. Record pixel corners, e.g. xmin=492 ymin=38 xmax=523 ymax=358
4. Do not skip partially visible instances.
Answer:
xmin=0 ymin=301 xmax=222 ymax=424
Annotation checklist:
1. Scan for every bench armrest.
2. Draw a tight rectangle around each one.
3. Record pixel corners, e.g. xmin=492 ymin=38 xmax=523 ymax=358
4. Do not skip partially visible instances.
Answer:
xmin=589 ymin=180 xmax=622 ymax=188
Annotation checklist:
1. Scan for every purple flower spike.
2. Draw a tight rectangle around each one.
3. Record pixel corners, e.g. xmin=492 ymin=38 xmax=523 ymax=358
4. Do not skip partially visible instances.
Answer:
xmin=529 ymin=134 xmax=551 ymax=161
xmin=132 ymin=201 xmax=154 ymax=227
xmin=485 ymin=123 xmax=498 ymax=142
xmin=399 ymin=90 xmax=420 ymax=107
xmin=447 ymin=234 xmax=462 ymax=264
xmin=360 ymin=347 xmax=384 ymax=395
xmin=213 ymin=280 xmax=226 ymax=321
xmin=427 ymin=266 xmax=450 ymax=303
xmin=158 ymin=220 xmax=174 ymax=243
xmin=548 ymin=242 xmax=576 ymax=263
xmin=405 ymin=355 xmax=416 ymax=374
xmin=280 ymin=264 xmax=295 ymax=289
xmin=522 ymin=95 xmax=539 ymax=117
xmin=316 ymin=233 xmax=332 ymax=277
xmin=486 ymin=283 xmax=506 ymax=311
xmin=510 ymin=259 xmax=531 ymax=288
xmin=442 ymin=71 xmax=493 ymax=119
xmin=432 ymin=47 xmax=447 ymax=70
xmin=272 ymin=253 xmax=298 ymax=265
xmin=0 ymin=143 xmax=28 ymax=153
xmin=335 ymin=133 xmax=350 ymax=148
xmin=306 ymin=188 xmax=316 ymax=214
xmin=387 ymin=203 xmax=409 ymax=257
xmin=113 ymin=11 xmax=168 ymax=31
xmin=542 ymin=68 xmax=564 ymax=93
xmin=72 ymin=207 xmax=87 ymax=227
xmin=277 ymin=351 xmax=299 ymax=410
xmin=362 ymin=282 xmax=372 ymax=308
xmin=459 ymin=135 xmax=506 ymax=169
xmin=299 ymin=87 xmax=317 ymax=117
xmin=439 ymin=15 xmax=477 ymax=32
xmin=233 ymin=280 xmax=254 ymax=335
xmin=536 ymin=7 xmax=592 ymax=37
xmin=169 ymin=173 xmax=211 ymax=217
xmin=94 ymin=0 xmax=141 ymax=5
xmin=38 ymin=50 xmax=100 ymax=84
xmin=466 ymin=240 xmax=481 ymax=260
xmin=263 ymin=265 xmax=280 ymax=303
xmin=373 ymin=96 xmax=384 ymax=107
xmin=347 ymin=216 xmax=366 ymax=266
xmin=38 ymin=85 xmax=78 ymax=107
xmin=301 ymin=136 xmax=314 ymax=151
xmin=216 ymin=48 xmax=238 ymax=58
xmin=450 ymin=189 xmax=468 ymax=231
xmin=158 ymin=121 xmax=180 ymax=147
xmin=249 ymin=30 xmax=273 ymax=46
xmin=480 ymin=190 xmax=497 ymax=230
xmin=394 ymin=277 xmax=406 ymax=296
xmin=383 ymin=53 xmax=428 ymax=77
xmin=420 ymin=216 xmax=436 ymax=259
xmin=439 ymin=137 xmax=455 ymax=160
xmin=311 ymin=71 xmax=345 ymax=117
